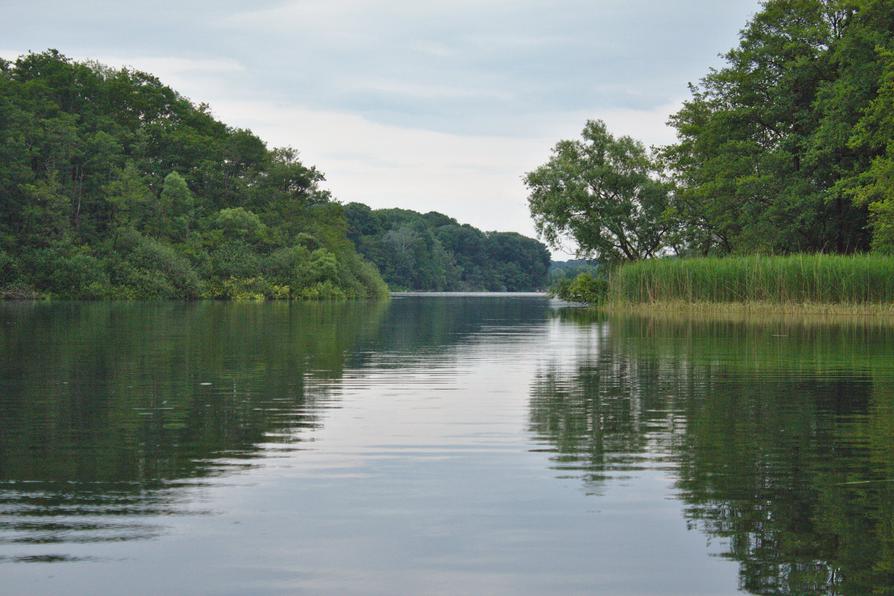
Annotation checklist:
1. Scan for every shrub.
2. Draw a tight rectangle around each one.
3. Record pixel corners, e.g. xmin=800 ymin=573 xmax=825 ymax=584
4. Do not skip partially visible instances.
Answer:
xmin=295 ymin=281 xmax=348 ymax=300
xmin=263 ymin=245 xmax=312 ymax=291
xmin=0 ymin=249 xmax=15 ymax=285
xmin=209 ymin=276 xmax=272 ymax=301
xmin=213 ymin=207 xmax=266 ymax=242
xmin=349 ymin=257 xmax=390 ymax=299
xmin=24 ymin=247 xmax=112 ymax=299
xmin=111 ymin=230 xmax=201 ymax=299
xmin=552 ymin=272 xmax=609 ymax=304
xmin=208 ymin=240 xmax=261 ymax=281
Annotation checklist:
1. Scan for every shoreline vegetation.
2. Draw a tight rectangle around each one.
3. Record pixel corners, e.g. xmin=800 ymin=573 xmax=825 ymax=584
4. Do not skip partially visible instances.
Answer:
xmin=554 ymin=254 xmax=894 ymax=316
xmin=603 ymin=299 xmax=894 ymax=318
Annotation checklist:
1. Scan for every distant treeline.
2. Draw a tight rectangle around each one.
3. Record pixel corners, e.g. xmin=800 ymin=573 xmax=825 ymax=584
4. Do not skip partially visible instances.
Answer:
xmin=0 ymin=51 xmax=387 ymax=300
xmin=344 ymin=204 xmax=551 ymax=291
xmin=548 ymin=259 xmax=598 ymax=284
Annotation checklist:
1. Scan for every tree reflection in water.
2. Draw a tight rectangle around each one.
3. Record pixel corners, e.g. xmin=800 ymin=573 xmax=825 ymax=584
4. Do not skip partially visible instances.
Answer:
xmin=529 ymin=310 xmax=894 ymax=593
xmin=0 ymin=301 xmax=389 ymax=553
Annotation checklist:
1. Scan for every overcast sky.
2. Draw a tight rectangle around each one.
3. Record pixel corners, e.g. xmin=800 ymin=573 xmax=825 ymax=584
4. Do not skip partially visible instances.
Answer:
xmin=4 ymin=0 xmax=759 ymax=257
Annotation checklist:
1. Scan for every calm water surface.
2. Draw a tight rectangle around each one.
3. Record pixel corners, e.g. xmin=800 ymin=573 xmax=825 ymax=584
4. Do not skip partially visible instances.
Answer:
xmin=1 ymin=296 xmax=893 ymax=594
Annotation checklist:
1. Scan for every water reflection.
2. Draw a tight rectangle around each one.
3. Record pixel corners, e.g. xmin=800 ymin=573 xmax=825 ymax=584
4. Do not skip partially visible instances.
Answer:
xmin=2 ymin=299 xmax=894 ymax=593
xmin=530 ymin=311 xmax=894 ymax=593
xmin=0 ymin=301 xmax=389 ymax=554
xmin=0 ymin=297 xmax=552 ymax=560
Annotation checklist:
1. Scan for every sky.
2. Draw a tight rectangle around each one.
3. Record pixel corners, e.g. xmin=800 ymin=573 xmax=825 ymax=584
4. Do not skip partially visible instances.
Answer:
xmin=3 ymin=0 xmax=760 ymax=258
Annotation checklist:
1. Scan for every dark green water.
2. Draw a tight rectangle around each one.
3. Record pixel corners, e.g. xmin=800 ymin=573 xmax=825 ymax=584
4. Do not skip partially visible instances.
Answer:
xmin=1 ymin=296 xmax=893 ymax=594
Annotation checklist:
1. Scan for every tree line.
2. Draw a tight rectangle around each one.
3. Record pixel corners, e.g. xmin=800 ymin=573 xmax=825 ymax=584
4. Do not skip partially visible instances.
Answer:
xmin=0 ymin=50 xmax=389 ymax=300
xmin=344 ymin=204 xmax=551 ymax=291
xmin=527 ymin=0 xmax=894 ymax=263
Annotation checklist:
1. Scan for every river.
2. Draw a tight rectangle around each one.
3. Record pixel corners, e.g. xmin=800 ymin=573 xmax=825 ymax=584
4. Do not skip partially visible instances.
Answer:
xmin=1 ymin=295 xmax=892 ymax=594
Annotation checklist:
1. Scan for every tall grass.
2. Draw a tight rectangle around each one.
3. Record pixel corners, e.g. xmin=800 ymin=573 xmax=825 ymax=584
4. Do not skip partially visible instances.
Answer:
xmin=609 ymin=254 xmax=894 ymax=305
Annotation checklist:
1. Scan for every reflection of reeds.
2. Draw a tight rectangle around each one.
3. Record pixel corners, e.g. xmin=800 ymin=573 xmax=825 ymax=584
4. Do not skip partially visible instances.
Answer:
xmin=602 ymin=300 xmax=894 ymax=321
xmin=601 ymin=311 xmax=894 ymax=374
xmin=549 ymin=306 xmax=608 ymax=325
xmin=607 ymin=255 xmax=894 ymax=308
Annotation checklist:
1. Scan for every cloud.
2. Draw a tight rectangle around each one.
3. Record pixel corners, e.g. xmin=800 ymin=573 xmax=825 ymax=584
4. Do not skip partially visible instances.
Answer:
xmin=342 ymin=77 xmax=515 ymax=101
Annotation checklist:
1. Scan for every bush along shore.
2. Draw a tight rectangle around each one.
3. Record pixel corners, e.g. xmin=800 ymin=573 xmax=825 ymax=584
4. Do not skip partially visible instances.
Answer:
xmin=0 ymin=51 xmax=389 ymax=301
xmin=554 ymin=255 xmax=894 ymax=314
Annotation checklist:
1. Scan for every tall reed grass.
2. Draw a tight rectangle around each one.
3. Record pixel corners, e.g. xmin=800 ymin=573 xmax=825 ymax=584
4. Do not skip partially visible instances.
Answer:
xmin=609 ymin=255 xmax=894 ymax=305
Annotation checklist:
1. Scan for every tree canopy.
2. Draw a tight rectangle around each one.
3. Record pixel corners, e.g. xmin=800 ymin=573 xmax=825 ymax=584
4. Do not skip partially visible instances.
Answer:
xmin=664 ymin=0 xmax=893 ymax=256
xmin=0 ymin=51 xmax=387 ymax=300
xmin=344 ymin=204 xmax=551 ymax=291
xmin=525 ymin=120 xmax=673 ymax=263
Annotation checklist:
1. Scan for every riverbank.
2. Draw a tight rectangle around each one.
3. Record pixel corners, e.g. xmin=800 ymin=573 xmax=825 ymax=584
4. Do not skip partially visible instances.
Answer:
xmin=552 ymin=254 xmax=894 ymax=316
xmin=596 ymin=254 xmax=894 ymax=314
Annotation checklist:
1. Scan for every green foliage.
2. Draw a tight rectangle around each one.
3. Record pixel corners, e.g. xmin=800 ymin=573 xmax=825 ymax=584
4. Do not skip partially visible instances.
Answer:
xmin=351 ymin=258 xmax=390 ymax=299
xmin=211 ymin=276 xmax=274 ymax=302
xmin=663 ymin=0 xmax=893 ymax=255
xmin=0 ymin=248 xmax=14 ymax=285
xmin=207 ymin=240 xmax=262 ymax=281
xmin=869 ymin=199 xmax=894 ymax=254
xmin=264 ymin=245 xmax=313 ymax=285
xmin=525 ymin=120 xmax=674 ymax=263
xmin=345 ymin=204 xmax=551 ymax=291
xmin=295 ymin=281 xmax=348 ymax=301
xmin=551 ymin=272 xmax=609 ymax=304
xmin=23 ymin=246 xmax=111 ymax=299
xmin=548 ymin=259 xmax=599 ymax=285
xmin=213 ymin=207 xmax=266 ymax=243
xmin=609 ymin=254 xmax=894 ymax=305
xmin=110 ymin=229 xmax=202 ymax=299
xmin=0 ymin=51 xmax=386 ymax=301
xmin=158 ymin=171 xmax=194 ymax=241
xmin=105 ymin=163 xmax=155 ymax=231
xmin=848 ymin=46 xmax=894 ymax=253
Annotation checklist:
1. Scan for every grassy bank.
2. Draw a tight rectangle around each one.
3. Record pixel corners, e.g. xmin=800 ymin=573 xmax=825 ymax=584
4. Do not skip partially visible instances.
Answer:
xmin=603 ymin=255 xmax=894 ymax=311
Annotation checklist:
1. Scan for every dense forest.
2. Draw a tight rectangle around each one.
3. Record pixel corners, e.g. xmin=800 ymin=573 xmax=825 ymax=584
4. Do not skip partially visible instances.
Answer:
xmin=527 ymin=0 xmax=894 ymax=263
xmin=0 ymin=51 xmax=388 ymax=300
xmin=344 ymin=203 xmax=551 ymax=291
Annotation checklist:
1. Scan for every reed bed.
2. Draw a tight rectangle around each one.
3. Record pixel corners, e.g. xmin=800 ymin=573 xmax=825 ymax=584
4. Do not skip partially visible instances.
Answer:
xmin=608 ymin=254 xmax=894 ymax=306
